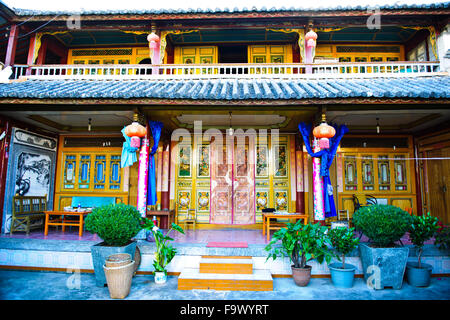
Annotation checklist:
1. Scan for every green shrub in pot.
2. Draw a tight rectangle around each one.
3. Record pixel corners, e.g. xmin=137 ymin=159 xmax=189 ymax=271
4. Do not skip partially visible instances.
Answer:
xmin=406 ymin=212 xmax=440 ymax=287
xmin=265 ymin=221 xmax=336 ymax=286
xmin=353 ymin=204 xmax=413 ymax=290
xmin=327 ymin=227 xmax=360 ymax=288
xmin=85 ymin=203 xmax=142 ymax=246
xmin=84 ymin=203 xmax=142 ymax=287
xmin=353 ymin=204 xmax=413 ymax=247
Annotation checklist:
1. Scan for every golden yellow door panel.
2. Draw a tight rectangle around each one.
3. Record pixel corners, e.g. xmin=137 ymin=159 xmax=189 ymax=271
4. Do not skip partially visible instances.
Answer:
xmin=248 ymin=45 xmax=292 ymax=64
xmin=55 ymin=136 xmax=129 ymax=210
xmin=174 ymin=46 xmax=218 ymax=64
xmin=68 ymin=47 xmax=149 ymax=65
xmin=315 ymin=44 xmax=404 ymax=64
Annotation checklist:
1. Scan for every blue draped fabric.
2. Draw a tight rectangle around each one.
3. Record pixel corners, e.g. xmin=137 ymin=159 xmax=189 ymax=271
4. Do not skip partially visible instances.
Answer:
xmin=147 ymin=121 xmax=164 ymax=206
xmin=120 ymin=127 xmax=138 ymax=168
xmin=298 ymin=122 xmax=349 ymax=218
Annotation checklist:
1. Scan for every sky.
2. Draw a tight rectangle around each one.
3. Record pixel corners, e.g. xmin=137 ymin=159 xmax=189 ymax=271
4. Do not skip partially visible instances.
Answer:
xmin=2 ymin=0 xmax=446 ymax=12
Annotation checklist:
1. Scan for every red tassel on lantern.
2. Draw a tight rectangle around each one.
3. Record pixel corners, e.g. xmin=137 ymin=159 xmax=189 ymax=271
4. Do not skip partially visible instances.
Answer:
xmin=319 ymin=138 xmax=330 ymax=149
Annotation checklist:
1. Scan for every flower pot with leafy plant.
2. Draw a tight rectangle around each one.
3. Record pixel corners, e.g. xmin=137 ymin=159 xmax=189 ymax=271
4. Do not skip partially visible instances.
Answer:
xmin=142 ymin=218 xmax=184 ymax=284
xmin=84 ymin=203 xmax=142 ymax=287
xmin=353 ymin=204 xmax=413 ymax=290
xmin=265 ymin=220 xmax=335 ymax=286
xmin=327 ymin=227 xmax=360 ymax=288
xmin=406 ymin=212 xmax=440 ymax=287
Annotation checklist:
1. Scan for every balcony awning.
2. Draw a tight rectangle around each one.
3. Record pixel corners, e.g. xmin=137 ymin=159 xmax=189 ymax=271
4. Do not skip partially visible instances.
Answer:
xmin=0 ymin=77 xmax=449 ymax=100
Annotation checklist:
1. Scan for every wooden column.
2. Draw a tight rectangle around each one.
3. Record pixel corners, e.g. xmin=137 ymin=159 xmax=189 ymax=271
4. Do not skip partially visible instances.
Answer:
xmin=26 ymin=33 xmax=38 ymax=75
xmin=161 ymin=143 xmax=170 ymax=210
xmin=36 ymin=38 xmax=48 ymax=65
xmin=5 ymin=25 xmax=18 ymax=66
xmin=0 ymin=118 xmax=11 ymax=231
xmin=295 ymin=134 xmax=305 ymax=213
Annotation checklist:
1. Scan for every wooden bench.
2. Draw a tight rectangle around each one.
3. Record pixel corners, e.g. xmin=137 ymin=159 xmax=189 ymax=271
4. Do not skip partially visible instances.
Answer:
xmin=10 ymin=194 xmax=47 ymax=235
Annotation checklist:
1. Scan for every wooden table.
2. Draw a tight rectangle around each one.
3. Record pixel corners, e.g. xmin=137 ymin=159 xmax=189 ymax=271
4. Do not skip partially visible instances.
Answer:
xmin=262 ymin=213 xmax=308 ymax=241
xmin=146 ymin=209 xmax=175 ymax=229
xmin=44 ymin=210 xmax=91 ymax=237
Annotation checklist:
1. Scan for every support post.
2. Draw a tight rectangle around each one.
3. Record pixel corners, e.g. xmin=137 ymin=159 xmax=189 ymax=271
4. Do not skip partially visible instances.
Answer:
xmin=161 ymin=143 xmax=170 ymax=210
xmin=5 ymin=25 xmax=18 ymax=66
xmin=26 ymin=33 xmax=37 ymax=75
xmin=295 ymin=134 xmax=305 ymax=213
xmin=312 ymin=138 xmax=325 ymax=223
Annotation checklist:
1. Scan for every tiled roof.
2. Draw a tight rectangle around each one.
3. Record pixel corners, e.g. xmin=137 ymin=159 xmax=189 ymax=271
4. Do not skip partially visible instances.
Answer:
xmin=11 ymin=1 xmax=450 ymax=16
xmin=0 ymin=77 xmax=449 ymax=100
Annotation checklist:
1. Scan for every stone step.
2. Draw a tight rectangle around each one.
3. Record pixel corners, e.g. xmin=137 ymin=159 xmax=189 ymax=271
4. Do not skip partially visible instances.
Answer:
xmin=178 ymin=268 xmax=273 ymax=291
xmin=199 ymin=257 xmax=253 ymax=274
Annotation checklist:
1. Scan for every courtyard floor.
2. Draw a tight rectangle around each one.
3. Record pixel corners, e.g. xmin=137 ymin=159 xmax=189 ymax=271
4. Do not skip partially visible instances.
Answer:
xmin=0 ymin=270 xmax=448 ymax=300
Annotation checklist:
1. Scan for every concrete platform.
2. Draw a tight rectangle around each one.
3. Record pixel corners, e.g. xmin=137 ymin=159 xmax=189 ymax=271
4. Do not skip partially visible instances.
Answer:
xmin=0 ymin=270 xmax=448 ymax=300
xmin=0 ymin=236 xmax=449 ymax=277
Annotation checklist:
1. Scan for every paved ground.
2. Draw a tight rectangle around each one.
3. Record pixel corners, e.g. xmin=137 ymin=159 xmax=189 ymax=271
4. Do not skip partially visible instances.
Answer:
xmin=0 ymin=270 xmax=448 ymax=300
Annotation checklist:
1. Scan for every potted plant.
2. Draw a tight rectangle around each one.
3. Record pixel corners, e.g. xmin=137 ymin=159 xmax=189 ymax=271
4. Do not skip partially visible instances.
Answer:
xmin=142 ymin=218 xmax=184 ymax=284
xmin=406 ymin=212 xmax=440 ymax=287
xmin=434 ymin=223 xmax=449 ymax=251
xmin=327 ymin=227 xmax=360 ymax=288
xmin=84 ymin=203 xmax=142 ymax=287
xmin=353 ymin=204 xmax=413 ymax=290
xmin=265 ymin=221 xmax=335 ymax=286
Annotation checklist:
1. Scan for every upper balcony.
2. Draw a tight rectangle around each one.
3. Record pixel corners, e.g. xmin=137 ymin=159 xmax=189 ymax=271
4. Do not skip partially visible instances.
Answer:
xmin=10 ymin=61 xmax=443 ymax=81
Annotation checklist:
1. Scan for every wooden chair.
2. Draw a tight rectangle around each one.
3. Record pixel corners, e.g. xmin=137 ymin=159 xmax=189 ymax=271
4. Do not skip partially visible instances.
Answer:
xmin=184 ymin=208 xmax=196 ymax=231
xmin=353 ymin=194 xmax=377 ymax=212
xmin=10 ymin=194 xmax=47 ymax=235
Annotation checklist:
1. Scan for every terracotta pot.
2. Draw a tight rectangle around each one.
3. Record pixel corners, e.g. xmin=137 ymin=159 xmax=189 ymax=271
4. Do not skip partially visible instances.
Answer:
xmin=103 ymin=260 xmax=135 ymax=299
xmin=291 ymin=265 xmax=312 ymax=286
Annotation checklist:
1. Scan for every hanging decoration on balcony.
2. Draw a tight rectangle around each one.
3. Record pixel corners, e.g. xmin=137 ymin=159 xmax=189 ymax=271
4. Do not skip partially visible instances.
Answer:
xmin=147 ymin=32 xmax=160 ymax=63
xmin=124 ymin=114 xmax=147 ymax=149
xmin=298 ymin=118 xmax=348 ymax=221
xmin=147 ymin=120 xmax=164 ymax=206
xmin=303 ymin=27 xmax=317 ymax=73
xmin=313 ymin=114 xmax=336 ymax=149
xmin=305 ymin=29 xmax=318 ymax=49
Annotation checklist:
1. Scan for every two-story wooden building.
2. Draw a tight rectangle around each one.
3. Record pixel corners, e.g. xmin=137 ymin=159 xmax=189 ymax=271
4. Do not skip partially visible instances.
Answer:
xmin=0 ymin=2 xmax=449 ymax=234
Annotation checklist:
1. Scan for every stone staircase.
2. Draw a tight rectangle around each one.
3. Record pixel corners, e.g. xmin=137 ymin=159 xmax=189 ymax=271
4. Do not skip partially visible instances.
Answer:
xmin=177 ymin=255 xmax=273 ymax=291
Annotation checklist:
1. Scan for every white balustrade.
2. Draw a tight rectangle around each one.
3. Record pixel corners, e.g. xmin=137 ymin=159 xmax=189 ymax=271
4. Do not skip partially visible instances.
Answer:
xmin=12 ymin=61 xmax=442 ymax=81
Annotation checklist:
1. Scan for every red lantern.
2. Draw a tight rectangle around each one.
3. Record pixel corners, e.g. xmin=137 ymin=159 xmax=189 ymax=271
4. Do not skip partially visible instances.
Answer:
xmin=125 ymin=119 xmax=147 ymax=148
xmin=313 ymin=114 xmax=335 ymax=149
xmin=305 ymin=29 xmax=317 ymax=48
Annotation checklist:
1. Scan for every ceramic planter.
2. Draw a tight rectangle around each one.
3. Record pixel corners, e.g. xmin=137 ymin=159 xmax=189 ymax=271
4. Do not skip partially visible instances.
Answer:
xmin=91 ymin=241 xmax=137 ymax=287
xmin=291 ymin=265 xmax=312 ymax=287
xmin=406 ymin=262 xmax=433 ymax=287
xmin=359 ymin=242 xmax=409 ymax=290
xmin=328 ymin=262 xmax=356 ymax=288
xmin=154 ymin=271 xmax=167 ymax=284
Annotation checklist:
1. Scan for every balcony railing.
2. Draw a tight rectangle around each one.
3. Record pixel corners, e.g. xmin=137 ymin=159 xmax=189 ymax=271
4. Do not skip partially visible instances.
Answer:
xmin=11 ymin=61 xmax=442 ymax=81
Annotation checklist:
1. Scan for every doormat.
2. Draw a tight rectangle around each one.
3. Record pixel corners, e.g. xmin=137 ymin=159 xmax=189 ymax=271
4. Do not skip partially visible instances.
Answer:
xmin=206 ymin=242 xmax=248 ymax=248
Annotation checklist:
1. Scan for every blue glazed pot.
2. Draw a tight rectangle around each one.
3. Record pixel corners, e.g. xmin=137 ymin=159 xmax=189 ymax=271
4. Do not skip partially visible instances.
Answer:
xmin=91 ymin=241 xmax=137 ymax=287
xmin=328 ymin=262 xmax=356 ymax=288
xmin=406 ymin=262 xmax=433 ymax=287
